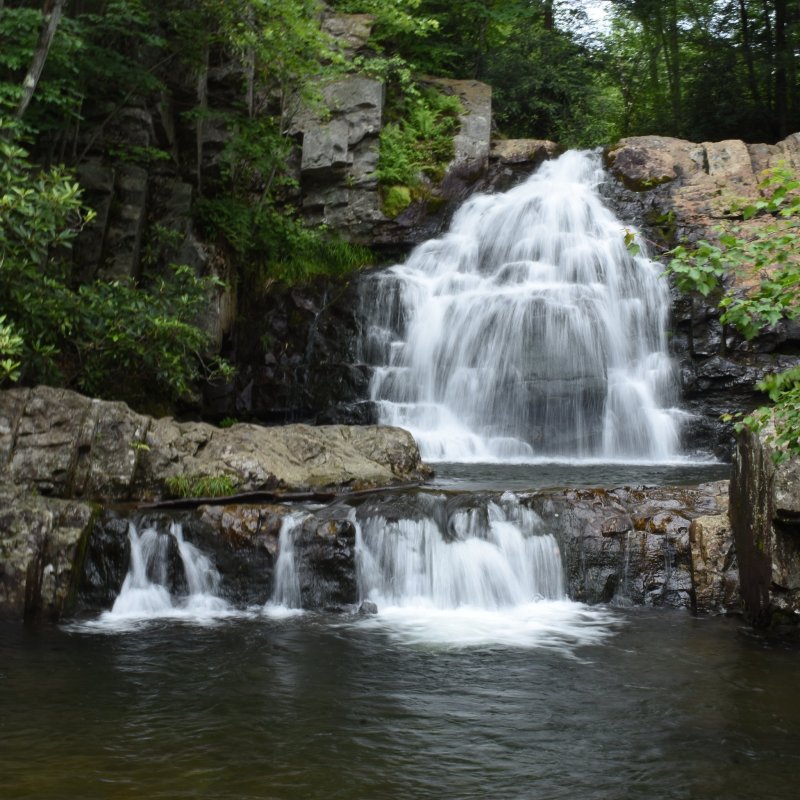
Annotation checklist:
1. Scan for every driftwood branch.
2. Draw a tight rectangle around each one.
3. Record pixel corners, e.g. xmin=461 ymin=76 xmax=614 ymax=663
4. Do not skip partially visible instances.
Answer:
xmin=139 ymin=482 xmax=425 ymax=511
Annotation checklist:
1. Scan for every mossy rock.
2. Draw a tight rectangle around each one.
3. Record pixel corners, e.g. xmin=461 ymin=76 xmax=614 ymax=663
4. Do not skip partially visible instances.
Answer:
xmin=383 ymin=185 xmax=412 ymax=218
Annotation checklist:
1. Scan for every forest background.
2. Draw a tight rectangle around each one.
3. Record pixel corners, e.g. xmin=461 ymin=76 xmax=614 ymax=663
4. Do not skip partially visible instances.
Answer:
xmin=1 ymin=0 xmax=799 ymax=441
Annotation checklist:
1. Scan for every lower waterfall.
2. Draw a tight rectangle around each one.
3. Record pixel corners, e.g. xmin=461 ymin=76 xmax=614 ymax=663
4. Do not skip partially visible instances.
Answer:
xmin=264 ymin=514 xmax=305 ymax=617
xmin=354 ymin=493 xmax=616 ymax=648
xmin=97 ymin=522 xmax=231 ymax=627
xmin=361 ymin=149 xmax=685 ymax=462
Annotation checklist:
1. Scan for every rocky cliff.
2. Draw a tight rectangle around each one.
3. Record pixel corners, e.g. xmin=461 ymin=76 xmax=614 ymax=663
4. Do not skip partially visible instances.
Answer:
xmin=606 ymin=134 xmax=800 ymax=456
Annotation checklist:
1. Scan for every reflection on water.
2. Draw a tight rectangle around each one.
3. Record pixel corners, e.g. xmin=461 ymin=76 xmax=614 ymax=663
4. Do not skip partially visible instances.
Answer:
xmin=1 ymin=612 xmax=798 ymax=800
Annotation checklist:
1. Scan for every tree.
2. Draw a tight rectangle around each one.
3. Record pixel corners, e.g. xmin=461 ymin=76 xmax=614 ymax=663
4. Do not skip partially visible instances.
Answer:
xmin=13 ymin=0 xmax=65 ymax=120
xmin=0 ymin=121 xmax=231 ymax=405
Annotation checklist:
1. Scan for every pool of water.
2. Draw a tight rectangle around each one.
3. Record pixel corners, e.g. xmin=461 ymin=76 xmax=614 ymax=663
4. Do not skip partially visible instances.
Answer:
xmin=428 ymin=460 xmax=730 ymax=492
xmin=2 ymin=610 xmax=798 ymax=800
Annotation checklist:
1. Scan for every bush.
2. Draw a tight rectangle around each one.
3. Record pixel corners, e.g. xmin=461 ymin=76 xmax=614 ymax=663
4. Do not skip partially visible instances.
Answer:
xmin=0 ymin=123 xmax=231 ymax=407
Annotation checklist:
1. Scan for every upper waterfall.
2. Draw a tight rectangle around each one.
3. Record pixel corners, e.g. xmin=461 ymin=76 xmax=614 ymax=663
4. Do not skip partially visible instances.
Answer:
xmin=361 ymin=150 xmax=683 ymax=462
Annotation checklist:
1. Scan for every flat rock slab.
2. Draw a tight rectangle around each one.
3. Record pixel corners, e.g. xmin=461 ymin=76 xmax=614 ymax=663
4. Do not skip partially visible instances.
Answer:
xmin=0 ymin=386 xmax=431 ymax=502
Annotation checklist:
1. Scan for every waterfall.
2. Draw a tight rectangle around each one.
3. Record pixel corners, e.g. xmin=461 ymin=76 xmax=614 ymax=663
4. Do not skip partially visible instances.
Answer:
xmin=357 ymin=494 xmax=563 ymax=608
xmin=355 ymin=491 xmax=616 ymax=648
xmin=103 ymin=521 xmax=230 ymax=623
xmin=361 ymin=150 xmax=683 ymax=462
xmin=264 ymin=514 xmax=304 ymax=615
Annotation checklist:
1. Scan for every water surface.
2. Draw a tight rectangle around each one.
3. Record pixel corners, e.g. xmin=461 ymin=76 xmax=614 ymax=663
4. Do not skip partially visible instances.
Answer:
xmin=429 ymin=460 xmax=730 ymax=491
xmin=2 ymin=611 xmax=798 ymax=799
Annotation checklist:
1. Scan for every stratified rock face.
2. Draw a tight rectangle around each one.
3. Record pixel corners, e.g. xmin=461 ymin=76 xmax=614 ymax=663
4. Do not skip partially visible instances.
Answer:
xmin=530 ymin=481 xmax=733 ymax=610
xmin=0 ymin=386 xmax=431 ymax=501
xmin=604 ymin=134 xmax=800 ymax=457
xmin=0 ymin=483 xmax=96 ymax=620
xmin=689 ymin=513 xmax=739 ymax=614
xmin=730 ymin=423 xmax=800 ymax=631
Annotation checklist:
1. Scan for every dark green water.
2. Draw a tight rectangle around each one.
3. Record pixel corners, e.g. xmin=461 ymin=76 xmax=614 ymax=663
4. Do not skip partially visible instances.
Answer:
xmin=2 ymin=610 xmax=798 ymax=800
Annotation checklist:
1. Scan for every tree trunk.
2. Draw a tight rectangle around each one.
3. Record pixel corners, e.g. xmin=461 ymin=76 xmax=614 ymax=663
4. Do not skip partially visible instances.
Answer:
xmin=15 ymin=0 xmax=67 ymax=120
xmin=544 ymin=0 xmax=555 ymax=31
xmin=660 ymin=0 xmax=682 ymax=135
xmin=774 ymin=0 xmax=789 ymax=138
xmin=196 ymin=44 xmax=209 ymax=196
xmin=738 ymin=0 xmax=764 ymax=111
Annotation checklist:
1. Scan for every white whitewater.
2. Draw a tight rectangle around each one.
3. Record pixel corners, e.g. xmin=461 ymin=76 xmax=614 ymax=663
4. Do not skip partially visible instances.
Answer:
xmin=97 ymin=522 xmax=231 ymax=627
xmin=355 ymin=493 xmax=617 ymax=649
xmin=362 ymin=150 xmax=683 ymax=462
xmin=264 ymin=514 xmax=305 ymax=617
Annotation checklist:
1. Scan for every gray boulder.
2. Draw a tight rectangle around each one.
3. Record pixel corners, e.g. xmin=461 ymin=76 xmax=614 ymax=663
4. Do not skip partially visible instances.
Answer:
xmin=0 ymin=386 xmax=431 ymax=502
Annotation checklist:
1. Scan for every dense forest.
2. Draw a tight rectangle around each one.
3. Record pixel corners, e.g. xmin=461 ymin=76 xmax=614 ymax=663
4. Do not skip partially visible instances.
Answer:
xmin=1 ymin=0 xmax=799 ymax=446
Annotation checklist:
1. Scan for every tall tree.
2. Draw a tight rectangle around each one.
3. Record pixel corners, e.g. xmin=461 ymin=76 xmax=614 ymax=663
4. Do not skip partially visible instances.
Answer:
xmin=13 ymin=0 xmax=65 ymax=120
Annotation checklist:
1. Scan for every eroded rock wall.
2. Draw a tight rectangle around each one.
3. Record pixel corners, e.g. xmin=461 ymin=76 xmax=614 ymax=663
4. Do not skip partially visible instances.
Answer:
xmin=730 ymin=422 xmax=800 ymax=632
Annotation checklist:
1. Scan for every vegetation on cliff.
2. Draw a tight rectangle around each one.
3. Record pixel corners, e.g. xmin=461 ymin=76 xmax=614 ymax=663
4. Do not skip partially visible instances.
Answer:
xmin=666 ymin=166 xmax=800 ymax=458
xmin=1 ymin=0 xmax=800 ymax=417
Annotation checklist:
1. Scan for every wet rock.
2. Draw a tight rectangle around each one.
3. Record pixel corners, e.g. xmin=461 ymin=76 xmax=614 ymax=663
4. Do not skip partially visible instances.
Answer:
xmin=730 ymin=421 xmax=800 ymax=633
xmin=294 ymin=508 xmax=358 ymax=610
xmin=0 ymin=482 xmax=97 ymax=621
xmin=529 ymin=482 xmax=730 ymax=608
xmin=76 ymin=513 xmax=130 ymax=611
xmin=689 ymin=514 xmax=740 ymax=615
xmin=358 ymin=599 xmax=378 ymax=615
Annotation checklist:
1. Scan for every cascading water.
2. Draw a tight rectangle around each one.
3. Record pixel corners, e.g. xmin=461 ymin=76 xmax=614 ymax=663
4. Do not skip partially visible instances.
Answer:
xmin=355 ymin=492 xmax=616 ymax=648
xmin=361 ymin=150 xmax=684 ymax=462
xmin=264 ymin=514 xmax=305 ymax=616
xmin=100 ymin=521 xmax=230 ymax=625
xmin=357 ymin=494 xmax=563 ymax=608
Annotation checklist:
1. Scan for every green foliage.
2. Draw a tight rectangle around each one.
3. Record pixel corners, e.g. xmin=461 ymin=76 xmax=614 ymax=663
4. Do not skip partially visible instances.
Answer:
xmin=376 ymin=86 xmax=461 ymax=196
xmin=196 ymin=196 xmax=372 ymax=287
xmin=0 ymin=315 xmax=24 ymax=384
xmin=71 ymin=265 xmax=235 ymax=404
xmin=195 ymin=107 xmax=373 ymax=289
xmin=333 ymin=0 xmax=438 ymax=39
xmin=164 ymin=473 xmax=239 ymax=499
xmin=383 ymin=185 xmax=412 ymax=218
xmin=0 ymin=1 xmax=164 ymax=140
xmin=0 ymin=125 xmax=231 ymax=406
xmin=666 ymin=165 xmax=800 ymax=458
